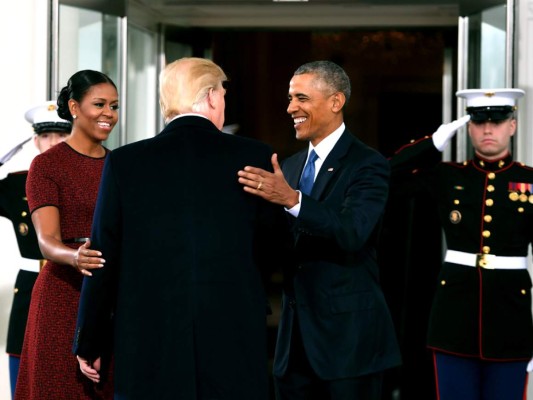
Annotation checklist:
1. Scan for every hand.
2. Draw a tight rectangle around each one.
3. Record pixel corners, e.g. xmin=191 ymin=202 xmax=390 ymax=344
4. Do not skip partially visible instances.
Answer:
xmin=238 ymin=153 xmax=299 ymax=209
xmin=77 ymin=355 xmax=101 ymax=383
xmin=74 ymin=239 xmax=105 ymax=276
xmin=432 ymin=114 xmax=471 ymax=151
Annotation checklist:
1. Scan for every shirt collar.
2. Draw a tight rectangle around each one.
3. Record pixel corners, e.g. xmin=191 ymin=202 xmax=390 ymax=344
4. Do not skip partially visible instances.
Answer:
xmin=473 ymin=152 xmax=513 ymax=171
xmin=308 ymin=122 xmax=345 ymax=161
xmin=168 ymin=113 xmax=209 ymax=124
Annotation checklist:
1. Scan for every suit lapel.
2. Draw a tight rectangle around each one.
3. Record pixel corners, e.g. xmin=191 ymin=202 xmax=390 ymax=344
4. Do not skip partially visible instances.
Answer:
xmin=285 ymin=151 xmax=308 ymax=191
xmin=311 ymin=130 xmax=353 ymax=198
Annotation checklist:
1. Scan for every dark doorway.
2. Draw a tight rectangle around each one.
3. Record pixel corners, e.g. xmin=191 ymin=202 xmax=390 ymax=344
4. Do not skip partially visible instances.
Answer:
xmin=166 ymin=27 xmax=456 ymax=399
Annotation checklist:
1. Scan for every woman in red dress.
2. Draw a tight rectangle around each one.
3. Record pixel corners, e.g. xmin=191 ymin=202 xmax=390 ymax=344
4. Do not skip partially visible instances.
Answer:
xmin=15 ymin=70 xmax=119 ymax=400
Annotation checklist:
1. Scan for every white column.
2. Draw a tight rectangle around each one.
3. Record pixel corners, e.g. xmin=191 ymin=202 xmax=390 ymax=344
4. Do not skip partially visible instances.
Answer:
xmin=516 ymin=3 xmax=533 ymax=398
xmin=516 ymin=0 xmax=533 ymax=166
xmin=0 ymin=1 xmax=49 ymax=398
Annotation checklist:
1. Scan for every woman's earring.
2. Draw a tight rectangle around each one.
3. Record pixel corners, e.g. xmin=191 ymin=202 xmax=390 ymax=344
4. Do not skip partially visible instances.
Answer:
xmin=72 ymin=115 xmax=77 ymax=119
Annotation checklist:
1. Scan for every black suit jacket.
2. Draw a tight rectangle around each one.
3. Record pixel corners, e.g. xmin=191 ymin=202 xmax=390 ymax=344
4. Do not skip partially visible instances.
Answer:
xmin=73 ymin=116 xmax=290 ymax=400
xmin=273 ymin=128 xmax=402 ymax=380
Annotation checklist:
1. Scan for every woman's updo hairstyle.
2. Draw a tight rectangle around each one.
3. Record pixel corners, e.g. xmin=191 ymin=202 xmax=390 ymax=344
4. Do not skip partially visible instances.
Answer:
xmin=56 ymin=70 xmax=117 ymax=122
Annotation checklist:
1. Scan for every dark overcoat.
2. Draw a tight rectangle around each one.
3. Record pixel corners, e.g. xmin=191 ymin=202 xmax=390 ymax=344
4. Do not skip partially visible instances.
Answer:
xmin=73 ymin=116 xmax=291 ymax=400
xmin=273 ymin=129 xmax=402 ymax=380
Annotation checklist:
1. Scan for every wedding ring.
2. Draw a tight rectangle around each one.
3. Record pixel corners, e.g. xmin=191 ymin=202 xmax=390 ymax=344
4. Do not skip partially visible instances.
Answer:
xmin=257 ymin=181 xmax=263 ymax=190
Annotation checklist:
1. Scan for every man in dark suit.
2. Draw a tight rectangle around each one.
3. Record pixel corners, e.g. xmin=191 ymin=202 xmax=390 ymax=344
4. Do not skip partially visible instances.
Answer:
xmin=238 ymin=60 xmax=401 ymax=399
xmin=73 ymin=57 xmax=290 ymax=400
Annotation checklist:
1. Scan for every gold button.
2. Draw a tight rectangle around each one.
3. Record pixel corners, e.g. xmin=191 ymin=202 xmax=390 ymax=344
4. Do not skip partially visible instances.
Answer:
xmin=488 ymin=172 xmax=496 ymax=180
xmin=484 ymin=215 xmax=492 ymax=223
xmin=487 ymin=185 xmax=495 ymax=192
xmin=482 ymin=246 xmax=490 ymax=253
xmin=498 ymin=160 xmax=505 ymax=168
xmin=518 ymin=207 xmax=524 ymax=213
xmin=482 ymin=230 xmax=491 ymax=238
xmin=479 ymin=160 xmax=485 ymax=167
xmin=485 ymin=199 xmax=494 ymax=206
xmin=521 ymin=289 xmax=527 ymax=295
xmin=454 ymin=199 xmax=460 ymax=205
xmin=14 ymin=288 xmax=19 ymax=294
xmin=21 ymin=211 xmax=27 ymax=217
xmin=441 ymin=280 xmax=446 ymax=286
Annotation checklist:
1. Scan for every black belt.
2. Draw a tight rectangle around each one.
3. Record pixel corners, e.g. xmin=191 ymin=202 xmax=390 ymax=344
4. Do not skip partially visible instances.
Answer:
xmin=63 ymin=237 xmax=90 ymax=244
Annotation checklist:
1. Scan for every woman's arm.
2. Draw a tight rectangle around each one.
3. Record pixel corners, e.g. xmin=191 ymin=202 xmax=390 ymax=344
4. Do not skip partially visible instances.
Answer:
xmin=31 ymin=206 xmax=104 ymax=276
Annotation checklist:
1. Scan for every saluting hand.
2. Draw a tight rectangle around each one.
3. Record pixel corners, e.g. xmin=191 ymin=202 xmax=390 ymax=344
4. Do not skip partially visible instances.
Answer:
xmin=432 ymin=114 xmax=471 ymax=151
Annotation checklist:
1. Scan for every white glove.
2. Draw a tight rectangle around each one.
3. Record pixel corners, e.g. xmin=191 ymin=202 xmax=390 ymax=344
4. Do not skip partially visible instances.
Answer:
xmin=432 ymin=114 xmax=471 ymax=152
xmin=0 ymin=135 xmax=33 ymax=166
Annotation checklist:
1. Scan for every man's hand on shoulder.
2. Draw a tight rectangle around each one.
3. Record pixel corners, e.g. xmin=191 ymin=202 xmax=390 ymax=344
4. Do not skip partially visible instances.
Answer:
xmin=238 ymin=153 xmax=299 ymax=208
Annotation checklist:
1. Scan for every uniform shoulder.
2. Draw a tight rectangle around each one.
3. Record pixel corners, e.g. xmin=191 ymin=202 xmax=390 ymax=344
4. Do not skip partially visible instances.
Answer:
xmin=8 ymin=170 xmax=29 ymax=175
xmin=514 ymin=161 xmax=533 ymax=171
xmin=442 ymin=160 xmax=470 ymax=169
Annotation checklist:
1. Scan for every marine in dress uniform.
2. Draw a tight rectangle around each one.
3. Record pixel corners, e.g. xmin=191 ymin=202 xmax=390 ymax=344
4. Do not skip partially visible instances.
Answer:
xmin=1 ymin=101 xmax=71 ymax=398
xmin=390 ymin=88 xmax=533 ymax=400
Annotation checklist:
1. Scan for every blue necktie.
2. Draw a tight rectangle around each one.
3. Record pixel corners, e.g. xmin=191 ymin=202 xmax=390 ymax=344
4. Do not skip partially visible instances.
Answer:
xmin=299 ymin=150 xmax=318 ymax=195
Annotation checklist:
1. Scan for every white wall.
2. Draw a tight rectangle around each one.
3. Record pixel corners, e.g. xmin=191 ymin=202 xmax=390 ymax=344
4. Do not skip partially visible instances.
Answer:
xmin=0 ymin=0 xmax=48 ymax=398
xmin=516 ymin=0 xmax=533 ymax=398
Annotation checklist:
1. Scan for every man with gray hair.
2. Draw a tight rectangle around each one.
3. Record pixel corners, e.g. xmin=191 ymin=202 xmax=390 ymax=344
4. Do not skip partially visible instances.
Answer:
xmin=238 ymin=60 xmax=401 ymax=399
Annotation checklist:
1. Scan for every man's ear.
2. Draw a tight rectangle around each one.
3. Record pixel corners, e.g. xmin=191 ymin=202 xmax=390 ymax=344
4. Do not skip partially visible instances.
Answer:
xmin=331 ymin=92 xmax=346 ymax=113
xmin=509 ymin=118 xmax=517 ymax=137
xmin=207 ymin=87 xmax=217 ymax=110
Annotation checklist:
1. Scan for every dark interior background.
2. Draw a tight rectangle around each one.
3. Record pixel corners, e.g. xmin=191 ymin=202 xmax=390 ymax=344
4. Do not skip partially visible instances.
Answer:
xmin=168 ymin=27 xmax=457 ymax=158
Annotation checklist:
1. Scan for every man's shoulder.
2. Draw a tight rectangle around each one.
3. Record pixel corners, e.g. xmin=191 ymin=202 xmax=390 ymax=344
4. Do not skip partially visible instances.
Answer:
xmin=225 ymin=133 xmax=272 ymax=152
xmin=338 ymin=131 xmax=387 ymax=163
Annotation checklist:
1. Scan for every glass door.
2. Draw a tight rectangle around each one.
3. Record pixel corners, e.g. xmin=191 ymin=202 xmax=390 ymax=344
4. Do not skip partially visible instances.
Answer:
xmin=52 ymin=1 xmax=124 ymax=149
xmin=454 ymin=1 xmax=513 ymax=161
xmin=55 ymin=1 xmax=161 ymax=147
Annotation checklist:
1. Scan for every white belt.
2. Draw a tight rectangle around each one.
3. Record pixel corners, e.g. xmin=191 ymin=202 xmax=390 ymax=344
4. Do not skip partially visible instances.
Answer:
xmin=19 ymin=257 xmax=40 ymax=273
xmin=444 ymin=250 xmax=528 ymax=270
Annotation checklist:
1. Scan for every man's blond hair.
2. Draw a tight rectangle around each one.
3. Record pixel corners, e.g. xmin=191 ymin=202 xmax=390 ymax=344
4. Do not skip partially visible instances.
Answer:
xmin=159 ymin=57 xmax=227 ymax=122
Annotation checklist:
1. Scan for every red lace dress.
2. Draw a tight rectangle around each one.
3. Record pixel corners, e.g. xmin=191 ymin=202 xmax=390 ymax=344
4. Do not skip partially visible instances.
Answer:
xmin=15 ymin=142 xmax=113 ymax=399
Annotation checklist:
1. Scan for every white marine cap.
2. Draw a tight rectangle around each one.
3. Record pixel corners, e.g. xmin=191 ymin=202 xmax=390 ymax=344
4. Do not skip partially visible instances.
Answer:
xmin=456 ymin=88 xmax=525 ymax=122
xmin=456 ymin=88 xmax=524 ymax=108
xmin=24 ymin=100 xmax=72 ymax=134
